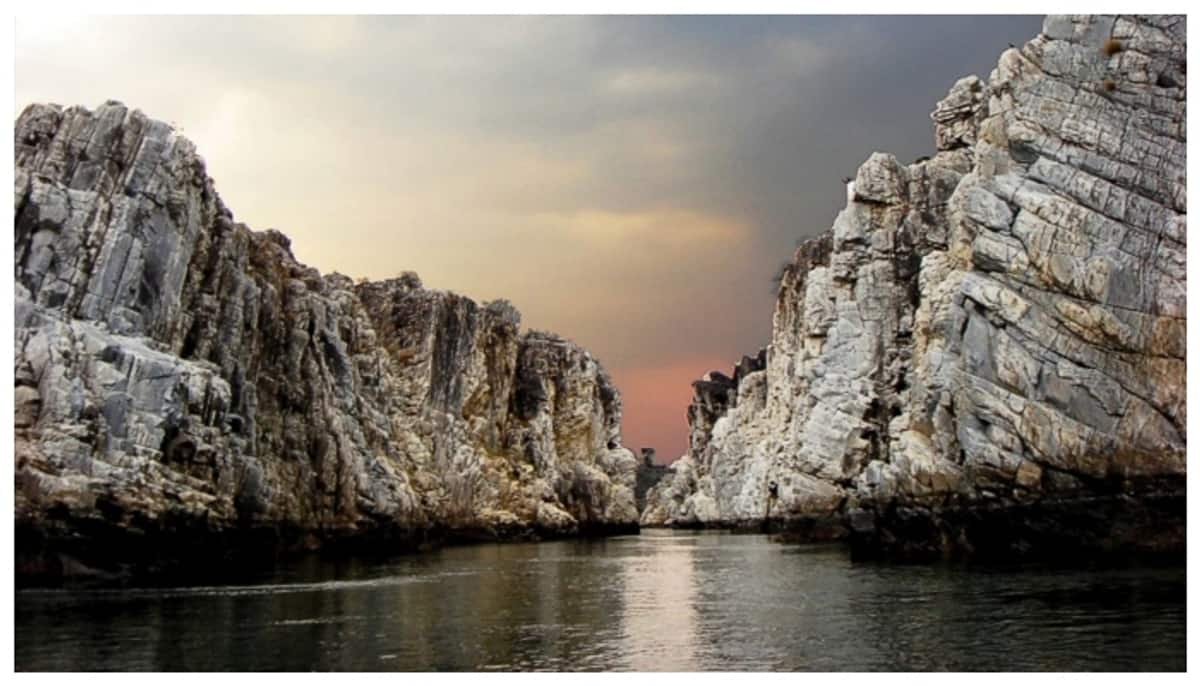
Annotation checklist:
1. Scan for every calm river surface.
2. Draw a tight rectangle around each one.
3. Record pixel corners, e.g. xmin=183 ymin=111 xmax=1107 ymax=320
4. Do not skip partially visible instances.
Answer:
xmin=15 ymin=530 xmax=1185 ymax=671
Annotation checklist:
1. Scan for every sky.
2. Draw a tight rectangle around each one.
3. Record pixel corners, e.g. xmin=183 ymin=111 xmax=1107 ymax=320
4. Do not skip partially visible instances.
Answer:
xmin=15 ymin=15 xmax=1043 ymax=462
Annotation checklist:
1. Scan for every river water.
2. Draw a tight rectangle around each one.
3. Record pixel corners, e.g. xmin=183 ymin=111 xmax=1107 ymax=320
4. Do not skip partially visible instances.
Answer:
xmin=15 ymin=530 xmax=1185 ymax=671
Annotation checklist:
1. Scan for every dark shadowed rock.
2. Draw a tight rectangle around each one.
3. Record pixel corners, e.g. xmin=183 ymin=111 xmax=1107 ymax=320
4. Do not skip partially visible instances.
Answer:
xmin=634 ymin=448 xmax=670 ymax=512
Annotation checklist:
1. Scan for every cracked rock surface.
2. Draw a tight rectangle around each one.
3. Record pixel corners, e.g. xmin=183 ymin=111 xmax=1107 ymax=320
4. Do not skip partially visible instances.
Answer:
xmin=643 ymin=15 xmax=1186 ymax=559
xmin=14 ymin=101 xmax=638 ymax=581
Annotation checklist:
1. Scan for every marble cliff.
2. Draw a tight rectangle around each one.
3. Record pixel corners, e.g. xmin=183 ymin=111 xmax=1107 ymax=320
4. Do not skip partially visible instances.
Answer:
xmin=643 ymin=15 xmax=1187 ymax=558
xmin=14 ymin=101 xmax=639 ymax=581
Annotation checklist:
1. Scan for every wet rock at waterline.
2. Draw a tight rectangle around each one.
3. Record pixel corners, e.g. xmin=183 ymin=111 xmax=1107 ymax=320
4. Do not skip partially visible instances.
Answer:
xmin=13 ymin=101 xmax=639 ymax=582
xmin=643 ymin=14 xmax=1187 ymax=559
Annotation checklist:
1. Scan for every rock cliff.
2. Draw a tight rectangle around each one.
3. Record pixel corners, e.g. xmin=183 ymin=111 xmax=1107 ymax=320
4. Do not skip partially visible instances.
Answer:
xmin=633 ymin=448 xmax=670 ymax=512
xmin=14 ymin=101 xmax=639 ymax=582
xmin=643 ymin=15 xmax=1186 ymax=559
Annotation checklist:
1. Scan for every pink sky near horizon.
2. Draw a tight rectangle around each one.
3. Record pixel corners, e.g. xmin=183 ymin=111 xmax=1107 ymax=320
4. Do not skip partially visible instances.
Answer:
xmin=611 ymin=355 xmax=738 ymax=464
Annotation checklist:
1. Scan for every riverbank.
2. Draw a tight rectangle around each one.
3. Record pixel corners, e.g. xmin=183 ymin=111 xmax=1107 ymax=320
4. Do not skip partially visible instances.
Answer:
xmin=16 ymin=518 xmax=641 ymax=588
xmin=642 ymin=486 xmax=1186 ymax=563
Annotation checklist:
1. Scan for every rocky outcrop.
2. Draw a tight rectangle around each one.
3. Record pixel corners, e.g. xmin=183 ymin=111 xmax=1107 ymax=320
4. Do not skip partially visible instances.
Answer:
xmin=14 ymin=101 xmax=639 ymax=582
xmin=643 ymin=15 xmax=1186 ymax=559
xmin=633 ymin=448 xmax=670 ymax=512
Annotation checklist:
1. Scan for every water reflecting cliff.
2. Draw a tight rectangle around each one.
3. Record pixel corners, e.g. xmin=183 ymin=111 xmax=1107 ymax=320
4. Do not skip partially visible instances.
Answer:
xmin=16 ymin=531 xmax=1185 ymax=671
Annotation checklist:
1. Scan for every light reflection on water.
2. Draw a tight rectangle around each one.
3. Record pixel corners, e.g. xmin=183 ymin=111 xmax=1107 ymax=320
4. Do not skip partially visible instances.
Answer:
xmin=618 ymin=532 xmax=701 ymax=671
xmin=15 ymin=530 xmax=1185 ymax=671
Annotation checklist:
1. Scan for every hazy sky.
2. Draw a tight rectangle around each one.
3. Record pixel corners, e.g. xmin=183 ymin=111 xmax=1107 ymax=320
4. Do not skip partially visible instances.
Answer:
xmin=15 ymin=15 xmax=1043 ymax=461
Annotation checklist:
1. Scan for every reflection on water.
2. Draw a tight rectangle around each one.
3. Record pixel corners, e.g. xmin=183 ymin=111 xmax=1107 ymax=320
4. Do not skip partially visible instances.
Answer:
xmin=15 ymin=530 xmax=1185 ymax=671
xmin=618 ymin=532 xmax=700 ymax=670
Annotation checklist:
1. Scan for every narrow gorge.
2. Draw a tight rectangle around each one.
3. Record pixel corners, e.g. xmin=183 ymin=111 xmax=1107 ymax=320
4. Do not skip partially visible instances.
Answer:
xmin=12 ymin=14 xmax=1187 ymax=583
xmin=643 ymin=14 xmax=1187 ymax=559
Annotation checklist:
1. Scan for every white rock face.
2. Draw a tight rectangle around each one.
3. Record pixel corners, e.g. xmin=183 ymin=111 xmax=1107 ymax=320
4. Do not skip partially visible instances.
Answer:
xmin=644 ymin=15 xmax=1186 ymax=557
xmin=14 ymin=101 xmax=638 ymax=578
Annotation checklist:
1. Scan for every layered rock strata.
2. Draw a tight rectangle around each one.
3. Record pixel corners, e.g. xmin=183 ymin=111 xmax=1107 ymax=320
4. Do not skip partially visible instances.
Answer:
xmin=644 ymin=14 xmax=1186 ymax=559
xmin=14 ymin=101 xmax=639 ymax=582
